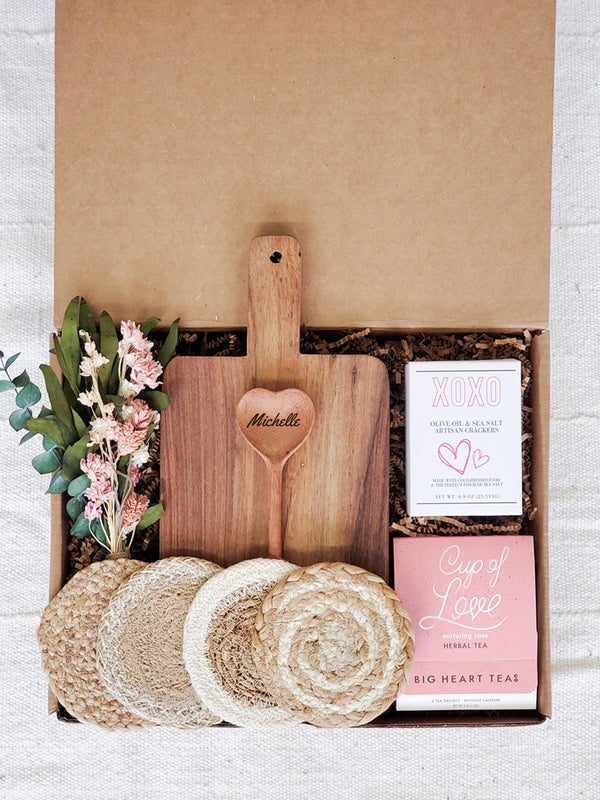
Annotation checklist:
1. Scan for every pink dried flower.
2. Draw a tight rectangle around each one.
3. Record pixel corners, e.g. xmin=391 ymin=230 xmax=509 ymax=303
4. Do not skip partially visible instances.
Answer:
xmin=117 ymin=399 xmax=155 ymax=456
xmin=118 ymin=321 xmax=153 ymax=358
xmin=122 ymin=492 xmax=150 ymax=529
xmin=130 ymin=351 xmax=162 ymax=390
xmin=84 ymin=500 xmax=103 ymax=521
xmin=117 ymin=424 xmax=147 ymax=456
xmin=80 ymin=452 xmax=114 ymax=483
xmin=80 ymin=453 xmax=115 ymax=515
xmin=130 ymin=466 xmax=142 ymax=487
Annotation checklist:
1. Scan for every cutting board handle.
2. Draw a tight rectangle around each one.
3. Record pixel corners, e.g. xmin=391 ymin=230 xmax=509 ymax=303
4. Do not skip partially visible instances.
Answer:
xmin=247 ymin=235 xmax=302 ymax=385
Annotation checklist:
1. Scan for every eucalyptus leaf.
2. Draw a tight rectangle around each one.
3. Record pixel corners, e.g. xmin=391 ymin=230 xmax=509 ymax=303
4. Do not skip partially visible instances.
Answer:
xmin=32 ymin=448 xmax=61 ymax=474
xmin=70 ymin=511 xmax=92 ymax=537
xmin=19 ymin=431 xmax=36 ymax=445
xmin=12 ymin=370 xmax=30 ymax=388
xmin=67 ymin=473 xmax=91 ymax=497
xmin=61 ymin=434 xmax=90 ymax=481
xmin=140 ymin=317 xmax=160 ymax=336
xmin=66 ymin=494 xmax=86 ymax=520
xmin=60 ymin=297 xmax=82 ymax=390
xmin=39 ymin=364 xmax=77 ymax=443
xmin=4 ymin=353 xmax=20 ymax=369
xmin=9 ymin=407 xmax=31 ymax=431
xmin=15 ymin=382 xmax=42 ymax=409
xmin=137 ymin=502 xmax=164 ymax=530
xmin=157 ymin=318 xmax=180 ymax=367
xmin=39 ymin=405 xmax=53 ymax=418
xmin=0 ymin=380 xmax=15 ymax=392
xmin=139 ymin=390 xmax=171 ymax=411
xmin=47 ymin=471 xmax=70 ymax=494
xmin=98 ymin=311 xmax=118 ymax=393
xmin=90 ymin=518 xmax=108 ymax=546
xmin=26 ymin=417 xmax=67 ymax=449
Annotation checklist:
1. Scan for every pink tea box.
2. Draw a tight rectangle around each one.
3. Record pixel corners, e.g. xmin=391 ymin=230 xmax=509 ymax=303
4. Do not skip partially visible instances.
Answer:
xmin=394 ymin=535 xmax=537 ymax=711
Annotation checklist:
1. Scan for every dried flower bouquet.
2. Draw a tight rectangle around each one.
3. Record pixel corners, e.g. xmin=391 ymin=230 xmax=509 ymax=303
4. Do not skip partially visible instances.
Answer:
xmin=1 ymin=297 xmax=178 ymax=555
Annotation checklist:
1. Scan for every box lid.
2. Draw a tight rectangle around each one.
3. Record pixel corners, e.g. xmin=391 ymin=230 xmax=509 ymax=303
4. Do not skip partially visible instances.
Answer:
xmin=55 ymin=0 xmax=554 ymax=331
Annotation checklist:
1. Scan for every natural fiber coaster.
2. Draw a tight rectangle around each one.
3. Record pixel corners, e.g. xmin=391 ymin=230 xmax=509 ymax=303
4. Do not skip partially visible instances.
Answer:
xmin=253 ymin=562 xmax=415 ymax=727
xmin=97 ymin=556 xmax=222 ymax=728
xmin=37 ymin=558 xmax=152 ymax=729
xmin=183 ymin=558 xmax=300 ymax=728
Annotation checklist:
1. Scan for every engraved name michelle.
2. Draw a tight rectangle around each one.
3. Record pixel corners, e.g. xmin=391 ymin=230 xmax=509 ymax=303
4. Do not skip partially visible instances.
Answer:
xmin=246 ymin=412 xmax=301 ymax=428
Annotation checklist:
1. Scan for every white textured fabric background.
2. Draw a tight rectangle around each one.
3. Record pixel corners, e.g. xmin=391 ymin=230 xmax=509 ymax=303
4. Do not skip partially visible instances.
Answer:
xmin=0 ymin=1 xmax=598 ymax=798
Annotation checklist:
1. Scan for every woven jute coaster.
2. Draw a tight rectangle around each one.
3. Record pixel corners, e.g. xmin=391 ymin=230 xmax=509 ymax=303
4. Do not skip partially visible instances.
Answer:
xmin=183 ymin=558 xmax=300 ymax=728
xmin=253 ymin=562 xmax=415 ymax=727
xmin=37 ymin=558 xmax=152 ymax=729
xmin=97 ymin=556 xmax=222 ymax=728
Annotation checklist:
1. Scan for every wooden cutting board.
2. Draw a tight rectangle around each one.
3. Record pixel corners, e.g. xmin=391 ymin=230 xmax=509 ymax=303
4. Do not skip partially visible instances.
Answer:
xmin=160 ymin=236 xmax=389 ymax=580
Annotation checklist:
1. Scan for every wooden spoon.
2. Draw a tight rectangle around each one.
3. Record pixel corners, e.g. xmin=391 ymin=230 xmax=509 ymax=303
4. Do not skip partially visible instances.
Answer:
xmin=236 ymin=388 xmax=315 ymax=558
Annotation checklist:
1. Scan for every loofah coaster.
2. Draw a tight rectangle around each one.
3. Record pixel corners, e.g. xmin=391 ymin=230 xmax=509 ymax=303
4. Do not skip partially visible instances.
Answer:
xmin=37 ymin=558 xmax=152 ymax=729
xmin=97 ymin=556 xmax=222 ymax=728
xmin=253 ymin=562 xmax=415 ymax=727
xmin=183 ymin=558 xmax=300 ymax=728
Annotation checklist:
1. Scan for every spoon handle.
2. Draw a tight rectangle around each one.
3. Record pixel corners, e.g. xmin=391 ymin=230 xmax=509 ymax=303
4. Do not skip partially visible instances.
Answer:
xmin=267 ymin=461 xmax=284 ymax=559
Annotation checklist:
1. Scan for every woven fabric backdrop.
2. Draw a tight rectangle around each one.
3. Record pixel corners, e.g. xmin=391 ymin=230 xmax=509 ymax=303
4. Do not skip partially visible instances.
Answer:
xmin=0 ymin=1 xmax=598 ymax=798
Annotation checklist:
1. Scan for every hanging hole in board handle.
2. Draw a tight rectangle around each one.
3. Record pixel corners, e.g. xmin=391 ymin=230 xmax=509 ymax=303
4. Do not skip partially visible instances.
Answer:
xmin=270 ymin=251 xmax=282 ymax=264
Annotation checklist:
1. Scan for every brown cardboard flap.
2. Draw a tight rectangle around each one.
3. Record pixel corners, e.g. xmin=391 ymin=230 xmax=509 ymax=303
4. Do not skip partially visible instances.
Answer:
xmin=56 ymin=0 xmax=554 ymax=330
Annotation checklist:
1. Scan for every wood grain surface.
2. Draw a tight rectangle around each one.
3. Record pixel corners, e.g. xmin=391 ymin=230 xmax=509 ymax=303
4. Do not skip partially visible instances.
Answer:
xmin=160 ymin=236 xmax=389 ymax=579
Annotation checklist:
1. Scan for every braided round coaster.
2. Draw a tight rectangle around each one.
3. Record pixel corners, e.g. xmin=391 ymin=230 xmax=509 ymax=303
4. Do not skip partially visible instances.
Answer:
xmin=253 ymin=562 xmax=415 ymax=727
xmin=37 ymin=558 xmax=152 ymax=729
xmin=183 ymin=558 xmax=300 ymax=728
xmin=97 ymin=556 xmax=222 ymax=728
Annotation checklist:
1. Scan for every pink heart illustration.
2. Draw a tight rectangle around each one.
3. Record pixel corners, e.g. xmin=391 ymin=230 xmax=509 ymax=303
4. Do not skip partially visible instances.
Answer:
xmin=438 ymin=439 xmax=472 ymax=475
xmin=472 ymin=449 xmax=490 ymax=469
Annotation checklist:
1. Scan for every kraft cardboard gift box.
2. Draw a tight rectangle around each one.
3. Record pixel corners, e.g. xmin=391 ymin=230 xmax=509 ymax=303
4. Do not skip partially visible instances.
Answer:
xmin=50 ymin=0 xmax=554 ymax=725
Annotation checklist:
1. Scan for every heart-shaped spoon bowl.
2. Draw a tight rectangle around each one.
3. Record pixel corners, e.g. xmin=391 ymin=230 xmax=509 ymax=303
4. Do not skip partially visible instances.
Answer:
xmin=236 ymin=388 xmax=315 ymax=558
xmin=236 ymin=388 xmax=315 ymax=465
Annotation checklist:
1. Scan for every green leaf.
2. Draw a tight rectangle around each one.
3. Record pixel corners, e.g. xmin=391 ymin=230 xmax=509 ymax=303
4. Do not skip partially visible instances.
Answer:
xmin=47 ymin=471 xmax=70 ymax=494
xmin=139 ymin=390 xmax=171 ymax=411
xmin=68 ymin=473 xmax=91 ymax=497
xmin=15 ymin=382 xmax=42 ymax=409
xmin=104 ymin=394 xmax=124 ymax=408
xmin=61 ymin=434 xmax=90 ymax=481
xmin=117 ymin=455 xmax=130 ymax=473
xmin=9 ymin=407 xmax=32 ymax=431
xmin=137 ymin=502 xmax=164 ymax=530
xmin=140 ymin=317 xmax=160 ymax=336
xmin=78 ymin=299 xmax=97 ymax=338
xmin=0 ymin=380 xmax=15 ymax=392
xmin=39 ymin=405 xmax=53 ymax=418
xmin=66 ymin=494 xmax=86 ymax=520
xmin=32 ymin=448 xmax=61 ymax=474
xmin=19 ymin=430 xmax=36 ymax=445
xmin=157 ymin=318 xmax=179 ymax=367
xmin=90 ymin=518 xmax=108 ymax=546
xmin=98 ymin=311 xmax=119 ymax=393
xmin=107 ymin=356 xmax=120 ymax=396
xmin=39 ymin=364 xmax=77 ymax=443
xmin=70 ymin=511 xmax=92 ymax=537
xmin=60 ymin=297 xmax=82 ymax=390
xmin=72 ymin=408 xmax=89 ymax=438
xmin=26 ymin=417 xmax=67 ymax=449
xmin=52 ymin=334 xmax=77 ymax=395
xmin=4 ymin=353 xmax=20 ymax=369
xmin=12 ymin=370 xmax=30 ymax=388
